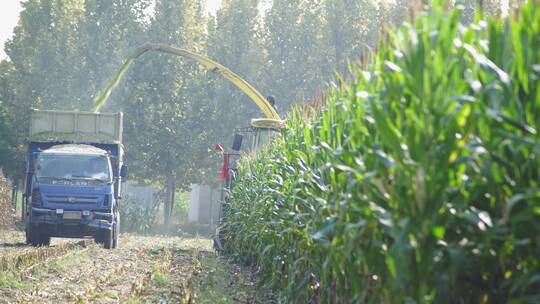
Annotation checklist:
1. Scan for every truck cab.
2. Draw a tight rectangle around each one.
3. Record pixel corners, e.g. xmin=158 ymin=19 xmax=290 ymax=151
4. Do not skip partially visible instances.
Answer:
xmin=24 ymin=110 xmax=124 ymax=249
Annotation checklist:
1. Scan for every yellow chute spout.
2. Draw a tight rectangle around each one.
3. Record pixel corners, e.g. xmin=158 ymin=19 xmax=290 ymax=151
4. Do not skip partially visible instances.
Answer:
xmin=92 ymin=43 xmax=281 ymax=121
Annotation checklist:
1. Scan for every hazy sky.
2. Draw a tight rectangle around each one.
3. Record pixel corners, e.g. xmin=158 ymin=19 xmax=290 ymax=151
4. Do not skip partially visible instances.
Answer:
xmin=0 ymin=0 xmax=22 ymax=59
xmin=0 ymin=0 xmax=222 ymax=60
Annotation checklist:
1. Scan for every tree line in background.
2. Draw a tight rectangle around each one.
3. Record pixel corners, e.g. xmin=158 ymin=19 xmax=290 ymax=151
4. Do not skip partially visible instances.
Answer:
xmin=0 ymin=0 xmax=507 ymax=193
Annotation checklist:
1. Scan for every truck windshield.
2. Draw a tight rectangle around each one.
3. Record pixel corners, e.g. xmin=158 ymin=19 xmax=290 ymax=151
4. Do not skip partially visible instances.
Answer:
xmin=36 ymin=154 xmax=112 ymax=184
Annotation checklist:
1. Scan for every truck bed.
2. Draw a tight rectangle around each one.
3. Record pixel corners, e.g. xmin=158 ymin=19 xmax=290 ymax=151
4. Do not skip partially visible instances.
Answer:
xmin=30 ymin=110 xmax=123 ymax=143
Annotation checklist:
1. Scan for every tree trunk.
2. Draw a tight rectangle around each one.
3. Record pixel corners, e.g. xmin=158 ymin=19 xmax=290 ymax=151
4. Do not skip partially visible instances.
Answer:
xmin=11 ymin=181 xmax=16 ymax=209
xmin=164 ymin=172 xmax=175 ymax=227
xmin=14 ymin=182 xmax=18 ymax=216
xmin=171 ymin=182 xmax=175 ymax=218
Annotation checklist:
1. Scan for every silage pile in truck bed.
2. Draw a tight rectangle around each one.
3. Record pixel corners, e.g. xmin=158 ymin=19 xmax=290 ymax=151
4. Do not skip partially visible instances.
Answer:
xmin=0 ymin=170 xmax=12 ymax=229
xmin=31 ymin=132 xmax=120 ymax=144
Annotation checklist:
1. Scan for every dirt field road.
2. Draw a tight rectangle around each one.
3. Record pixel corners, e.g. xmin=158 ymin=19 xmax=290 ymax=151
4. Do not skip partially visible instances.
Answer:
xmin=0 ymin=231 xmax=265 ymax=303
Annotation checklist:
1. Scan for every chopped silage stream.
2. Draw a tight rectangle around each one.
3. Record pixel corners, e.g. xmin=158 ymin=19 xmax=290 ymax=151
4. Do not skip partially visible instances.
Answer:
xmin=0 ymin=232 xmax=264 ymax=303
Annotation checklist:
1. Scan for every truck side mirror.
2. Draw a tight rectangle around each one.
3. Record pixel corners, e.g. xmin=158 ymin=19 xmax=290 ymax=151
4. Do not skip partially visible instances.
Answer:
xmin=120 ymin=165 xmax=128 ymax=178
xmin=232 ymin=133 xmax=243 ymax=151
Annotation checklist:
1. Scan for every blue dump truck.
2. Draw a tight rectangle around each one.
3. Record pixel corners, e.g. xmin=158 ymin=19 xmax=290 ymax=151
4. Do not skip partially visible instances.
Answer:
xmin=23 ymin=110 xmax=125 ymax=249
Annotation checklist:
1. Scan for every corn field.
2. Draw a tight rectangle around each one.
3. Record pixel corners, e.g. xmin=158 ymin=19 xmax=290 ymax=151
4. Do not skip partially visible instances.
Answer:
xmin=224 ymin=2 xmax=540 ymax=303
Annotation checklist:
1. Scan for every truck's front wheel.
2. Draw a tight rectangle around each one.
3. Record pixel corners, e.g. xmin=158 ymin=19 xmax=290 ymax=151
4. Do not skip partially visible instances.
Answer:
xmin=37 ymin=234 xmax=51 ymax=246
xmin=25 ymin=226 xmax=32 ymax=245
xmin=26 ymin=227 xmax=50 ymax=247
xmin=112 ymin=213 xmax=120 ymax=248
xmin=96 ymin=212 xmax=119 ymax=249
xmin=96 ymin=228 xmax=113 ymax=249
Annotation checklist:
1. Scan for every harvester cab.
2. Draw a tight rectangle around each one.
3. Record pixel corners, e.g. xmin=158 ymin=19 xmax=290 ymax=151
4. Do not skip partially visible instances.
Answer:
xmin=250 ymin=118 xmax=285 ymax=151
xmin=213 ymin=118 xmax=284 ymax=251
xmin=217 ymin=118 xmax=284 ymax=187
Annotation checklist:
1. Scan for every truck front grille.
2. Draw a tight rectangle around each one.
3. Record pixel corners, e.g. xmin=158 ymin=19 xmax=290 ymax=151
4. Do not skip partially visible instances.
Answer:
xmin=45 ymin=195 xmax=100 ymax=204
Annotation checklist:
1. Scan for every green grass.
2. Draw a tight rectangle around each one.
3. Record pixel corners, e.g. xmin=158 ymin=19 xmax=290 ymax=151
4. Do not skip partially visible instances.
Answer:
xmin=126 ymin=248 xmax=263 ymax=303
xmin=33 ymin=250 xmax=89 ymax=275
xmin=191 ymin=254 xmax=259 ymax=304
xmin=152 ymin=270 xmax=171 ymax=286
xmin=100 ymin=290 xmax=119 ymax=300
xmin=195 ymin=256 xmax=234 ymax=304
xmin=223 ymin=2 xmax=540 ymax=303
xmin=0 ymin=246 xmax=91 ymax=293
xmin=0 ymin=272 xmax=30 ymax=289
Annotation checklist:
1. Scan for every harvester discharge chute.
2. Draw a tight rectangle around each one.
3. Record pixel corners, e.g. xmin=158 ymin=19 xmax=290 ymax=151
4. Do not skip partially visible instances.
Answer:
xmin=92 ymin=43 xmax=281 ymax=121
xmin=93 ymin=44 xmax=285 ymax=251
